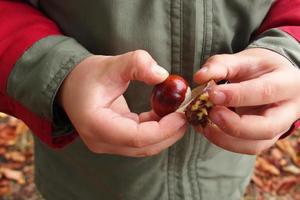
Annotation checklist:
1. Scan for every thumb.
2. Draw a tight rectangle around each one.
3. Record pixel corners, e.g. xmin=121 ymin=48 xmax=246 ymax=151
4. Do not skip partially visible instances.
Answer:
xmin=114 ymin=50 xmax=169 ymax=85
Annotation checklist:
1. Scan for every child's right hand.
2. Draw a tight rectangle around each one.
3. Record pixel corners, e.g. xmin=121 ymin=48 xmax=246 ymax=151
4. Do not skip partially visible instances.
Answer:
xmin=58 ymin=50 xmax=187 ymax=157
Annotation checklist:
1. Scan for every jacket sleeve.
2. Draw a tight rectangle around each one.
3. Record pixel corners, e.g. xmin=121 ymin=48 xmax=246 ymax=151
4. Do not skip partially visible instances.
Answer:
xmin=0 ymin=1 xmax=91 ymax=148
xmin=248 ymin=0 xmax=300 ymax=138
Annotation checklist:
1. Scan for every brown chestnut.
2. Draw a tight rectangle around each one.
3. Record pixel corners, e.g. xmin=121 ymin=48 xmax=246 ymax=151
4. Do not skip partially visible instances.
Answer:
xmin=151 ymin=74 xmax=189 ymax=117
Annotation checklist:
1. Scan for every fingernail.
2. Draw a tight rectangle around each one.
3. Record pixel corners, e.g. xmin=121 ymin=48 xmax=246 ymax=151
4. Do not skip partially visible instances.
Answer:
xmin=199 ymin=66 xmax=208 ymax=73
xmin=211 ymin=91 xmax=226 ymax=104
xmin=152 ymin=64 xmax=169 ymax=79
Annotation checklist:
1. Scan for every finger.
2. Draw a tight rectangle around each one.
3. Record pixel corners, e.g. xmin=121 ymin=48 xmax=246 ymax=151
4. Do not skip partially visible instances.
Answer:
xmin=209 ymin=70 xmax=300 ymax=106
xmin=88 ymin=108 xmax=187 ymax=147
xmin=86 ymin=125 xmax=186 ymax=157
xmin=139 ymin=110 xmax=161 ymax=122
xmin=193 ymin=53 xmax=259 ymax=84
xmin=193 ymin=48 xmax=287 ymax=84
xmin=209 ymin=102 xmax=299 ymax=140
xmin=196 ymin=123 xmax=280 ymax=155
xmin=113 ymin=50 xmax=169 ymax=85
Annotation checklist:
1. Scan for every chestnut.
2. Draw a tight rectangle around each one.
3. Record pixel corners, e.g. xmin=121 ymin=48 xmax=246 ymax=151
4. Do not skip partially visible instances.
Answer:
xmin=151 ymin=74 xmax=189 ymax=117
xmin=151 ymin=74 xmax=215 ymax=128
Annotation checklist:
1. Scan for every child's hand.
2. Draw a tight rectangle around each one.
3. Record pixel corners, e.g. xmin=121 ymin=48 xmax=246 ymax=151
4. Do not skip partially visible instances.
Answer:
xmin=58 ymin=50 xmax=187 ymax=157
xmin=194 ymin=48 xmax=300 ymax=154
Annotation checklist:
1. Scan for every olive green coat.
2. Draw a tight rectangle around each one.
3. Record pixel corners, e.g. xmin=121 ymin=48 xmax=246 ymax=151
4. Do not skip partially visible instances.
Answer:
xmin=8 ymin=0 xmax=300 ymax=199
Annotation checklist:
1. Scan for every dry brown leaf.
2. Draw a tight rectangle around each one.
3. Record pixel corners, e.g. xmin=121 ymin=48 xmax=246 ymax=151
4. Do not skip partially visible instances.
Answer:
xmin=15 ymin=122 xmax=28 ymax=136
xmin=0 ymin=112 xmax=7 ymax=119
xmin=279 ymin=159 xmax=288 ymax=167
xmin=256 ymin=157 xmax=280 ymax=176
xmin=4 ymin=151 xmax=26 ymax=163
xmin=270 ymin=148 xmax=283 ymax=160
xmin=265 ymin=179 xmax=274 ymax=192
xmin=251 ymin=175 xmax=264 ymax=189
xmin=0 ymin=179 xmax=10 ymax=197
xmin=276 ymin=176 xmax=300 ymax=195
xmin=276 ymin=140 xmax=299 ymax=166
xmin=1 ymin=162 xmax=24 ymax=170
xmin=0 ymin=168 xmax=25 ymax=185
xmin=0 ymin=185 xmax=10 ymax=197
xmin=0 ymin=147 xmax=6 ymax=155
xmin=7 ymin=117 xmax=19 ymax=127
xmin=282 ymin=164 xmax=300 ymax=175
xmin=0 ymin=125 xmax=17 ymax=146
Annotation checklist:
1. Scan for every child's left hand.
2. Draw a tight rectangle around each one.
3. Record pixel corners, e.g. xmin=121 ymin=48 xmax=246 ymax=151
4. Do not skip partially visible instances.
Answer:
xmin=193 ymin=48 xmax=300 ymax=154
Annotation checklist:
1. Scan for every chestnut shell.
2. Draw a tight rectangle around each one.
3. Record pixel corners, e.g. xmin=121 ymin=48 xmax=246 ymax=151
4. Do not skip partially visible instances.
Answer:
xmin=151 ymin=75 xmax=188 ymax=117
xmin=184 ymin=92 xmax=213 ymax=127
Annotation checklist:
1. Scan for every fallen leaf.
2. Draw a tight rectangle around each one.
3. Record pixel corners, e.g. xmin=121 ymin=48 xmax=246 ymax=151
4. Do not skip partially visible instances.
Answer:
xmin=256 ymin=157 xmax=280 ymax=176
xmin=251 ymin=175 xmax=264 ymax=189
xmin=282 ymin=164 xmax=300 ymax=175
xmin=0 ymin=168 xmax=25 ymax=185
xmin=0 ymin=186 xmax=10 ymax=195
xmin=5 ymin=151 xmax=26 ymax=163
xmin=0 ymin=147 xmax=6 ymax=155
xmin=15 ymin=122 xmax=28 ymax=136
xmin=279 ymin=159 xmax=288 ymax=167
xmin=1 ymin=162 xmax=24 ymax=170
xmin=0 ymin=125 xmax=17 ymax=146
xmin=276 ymin=140 xmax=299 ymax=166
xmin=0 ymin=112 xmax=7 ymax=119
xmin=270 ymin=148 xmax=283 ymax=160
xmin=0 ymin=179 xmax=10 ymax=197
xmin=276 ymin=176 xmax=300 ymax=195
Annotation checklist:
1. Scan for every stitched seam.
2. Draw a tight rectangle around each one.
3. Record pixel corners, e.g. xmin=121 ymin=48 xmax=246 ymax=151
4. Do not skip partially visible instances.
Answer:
xmin=179 ymin=0 xmax=183 ymax=75
xmin=168 ymin=1 xmax=178 ymax=199
xmin=169 ymin=2 xmax=173 ymax=200
xmin=42 ymin=51 xmax=90 ymax=120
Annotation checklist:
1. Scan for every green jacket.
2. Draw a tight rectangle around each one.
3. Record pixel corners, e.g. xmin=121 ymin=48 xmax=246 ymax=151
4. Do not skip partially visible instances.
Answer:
xmin=4 ymin=0 xmax=300 ymax=199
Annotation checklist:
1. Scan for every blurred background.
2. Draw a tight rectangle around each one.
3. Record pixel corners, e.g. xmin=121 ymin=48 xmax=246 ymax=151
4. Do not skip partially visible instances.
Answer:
xmin=0 ymin=113 xmax=300 ymax=200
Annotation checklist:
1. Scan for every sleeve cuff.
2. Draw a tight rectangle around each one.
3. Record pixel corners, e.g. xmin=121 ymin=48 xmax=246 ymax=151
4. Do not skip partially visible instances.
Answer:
xmin=7 ymin=35 xmax=92 ymax=140
xmin=247 ymin=28 xmax=300 ymax=68
xmin=247 ymin=28 xmax=300 ymax=140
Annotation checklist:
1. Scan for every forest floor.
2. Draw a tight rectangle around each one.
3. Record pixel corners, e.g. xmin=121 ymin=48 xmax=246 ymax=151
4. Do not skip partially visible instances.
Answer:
xmin=0 ymin=113 xmax=300 ymax=200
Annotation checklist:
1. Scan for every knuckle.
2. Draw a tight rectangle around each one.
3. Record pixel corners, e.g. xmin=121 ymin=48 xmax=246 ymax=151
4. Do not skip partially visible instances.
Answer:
xmin=131 ymin=136 xmax=146 ymax=148
xmin=130 ymin=50 xmax=152 ymax=79
xmin=227 ymin=85 xmax=245 ymax=106
xmin=131 ymin=50 xmax=151 ymax=67
xmin=230 ymin=125 xmax=241 ymax=137
xmin=260 ymin=81 xmax=275 ymax=101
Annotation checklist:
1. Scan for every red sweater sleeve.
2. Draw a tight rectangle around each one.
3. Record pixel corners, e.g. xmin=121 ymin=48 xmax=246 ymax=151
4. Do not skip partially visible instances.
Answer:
xmin=257 ymin=0 xmax=300 ymax=42
xmin=0 ymin=0 xmax=76 ymax=148
xmin=256 ymin=0 xmax=300 ymax=138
